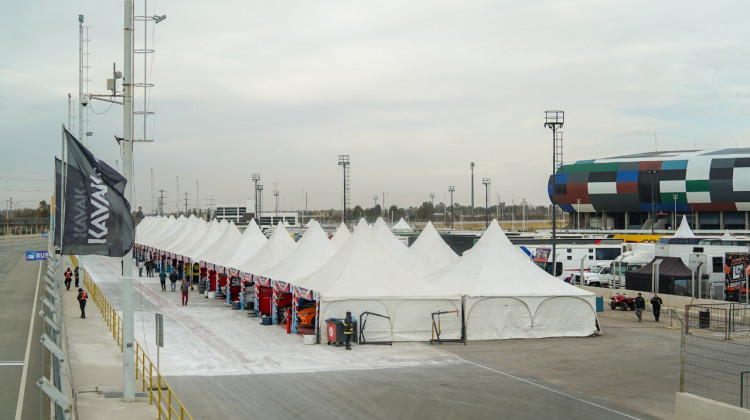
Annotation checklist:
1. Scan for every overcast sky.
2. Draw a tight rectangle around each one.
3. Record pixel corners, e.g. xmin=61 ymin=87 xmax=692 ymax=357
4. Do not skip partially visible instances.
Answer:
xmin=3 ymin=1 xmax=750 ymax=214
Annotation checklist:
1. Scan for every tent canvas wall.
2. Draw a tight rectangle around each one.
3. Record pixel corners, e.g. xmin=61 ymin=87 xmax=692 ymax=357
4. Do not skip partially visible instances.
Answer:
xmin=625 ymin=256 xmax=693 ymax=295
xmin=427 ymin=220 xmax=596 ymax=340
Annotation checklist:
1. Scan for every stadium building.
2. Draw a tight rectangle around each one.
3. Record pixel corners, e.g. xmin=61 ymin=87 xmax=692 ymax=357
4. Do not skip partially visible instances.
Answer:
xmin=548 ymin=149 xmax=750 ymax=231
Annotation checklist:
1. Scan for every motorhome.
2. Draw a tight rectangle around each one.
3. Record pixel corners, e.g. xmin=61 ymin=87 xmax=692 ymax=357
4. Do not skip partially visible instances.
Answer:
xmin=582 ymin=243 xmax=654 ymax=288
xmin=531 ymin=244 xmax=622 ymax=281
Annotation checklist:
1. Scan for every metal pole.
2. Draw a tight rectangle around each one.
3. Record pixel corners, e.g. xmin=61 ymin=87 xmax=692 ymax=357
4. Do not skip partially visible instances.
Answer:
xmin=122 ymin=0 xmax=136 ymax=401
xmin=78 ymin=15 xmax=84 ymax=143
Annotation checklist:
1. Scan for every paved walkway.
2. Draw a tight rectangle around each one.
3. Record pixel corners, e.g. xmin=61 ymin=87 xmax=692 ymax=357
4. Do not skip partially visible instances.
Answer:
xmin=62 ymin=256 xmax=157 ymax=420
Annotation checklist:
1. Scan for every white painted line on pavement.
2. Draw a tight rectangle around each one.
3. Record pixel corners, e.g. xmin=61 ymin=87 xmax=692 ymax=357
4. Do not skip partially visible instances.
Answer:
xmin=451 ymin=356 xmax=642 ymax=420
xmin=15 ymin=260 xmax=43 ymax=420
xmin=0 ymin=362 xmax=25 ymax=366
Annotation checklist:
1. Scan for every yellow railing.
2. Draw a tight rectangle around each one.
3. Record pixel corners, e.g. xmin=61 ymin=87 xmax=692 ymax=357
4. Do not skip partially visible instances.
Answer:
xmin=83 ymin=269 xmax=193 ymax=420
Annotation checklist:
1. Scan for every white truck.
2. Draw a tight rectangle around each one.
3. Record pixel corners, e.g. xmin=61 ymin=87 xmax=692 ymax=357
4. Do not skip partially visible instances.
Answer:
xmin=580 ymin=244 xmax=654 ymax=288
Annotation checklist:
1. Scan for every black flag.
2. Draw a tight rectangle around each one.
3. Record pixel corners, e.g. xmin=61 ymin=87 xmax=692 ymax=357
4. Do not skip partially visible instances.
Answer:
xmin=53 ymin=158 xmax=62 ymax=247
xmin=61 ymin=128 xmax=135 ymax=257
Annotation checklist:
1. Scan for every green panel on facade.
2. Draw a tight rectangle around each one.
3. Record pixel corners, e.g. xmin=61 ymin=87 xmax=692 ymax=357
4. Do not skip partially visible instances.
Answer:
xmin=660 ymin=192 xmax=686 ymax=203
xmin=558 ymin=162 xmax=620 ymax=174
xmin=686 ymin=180 xmax=710 ymax=192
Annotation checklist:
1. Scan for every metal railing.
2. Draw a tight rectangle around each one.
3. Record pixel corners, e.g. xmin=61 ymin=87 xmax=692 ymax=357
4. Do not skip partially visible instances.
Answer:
xmin=83 ymin=270 xmax=193 ymax=419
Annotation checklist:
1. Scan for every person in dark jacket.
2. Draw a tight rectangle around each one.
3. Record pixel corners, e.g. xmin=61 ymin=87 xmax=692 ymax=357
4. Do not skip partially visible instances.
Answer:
xmin=634 ymin=293 xmax=646 ymax=322
xmin=169 ymin=270 xmax=178 ymax=292
xmin=159 ymin=269 xmax=167 ymax=292
xmin=342 ymin=311 xmax=355 ymax=350
xmin=650 ymin=293 xmax=663 ymax=322
xmin=77 ymin=288 xmax=88 ymax=318
xmin=74 ymin=266 xmax=80 ymax=288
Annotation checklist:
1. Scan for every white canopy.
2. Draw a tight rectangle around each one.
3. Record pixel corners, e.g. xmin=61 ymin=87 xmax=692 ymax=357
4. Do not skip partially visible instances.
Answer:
xmin=197 ymin=222 xmax=242 ymax=267
xmin=153 ymin=215 xmax=205 ymax=253
xmin=329 ymin=223 xmax=351 ymax=250
xmin=399 ymin=221 xmax=458 ymax=276
xmin=169 ymin=219 xmax=210 ymax=257
xmin=182 ymin=219 xmax=229 ymax=261
xmin=295 ymin=219 xmax=461 ymax=342
xmin=391 ymin=217 xmax=414 ymax=232
xmin=236 ymin=221 xmax=297 ymax=276
xmin=223 ymin=219 xmax=267 ymax=271
xmin=261 ymin=220 xmax=338 ymax=283
xmin=672 ymin=215 xmax=695 ymax=238
xmin=138 ymin=215 xmax=180 ymax=248
xmin=427 ymin=219 xmax=596 ymax=340
xmin=371 ymin=217 xmax=408 ymax=258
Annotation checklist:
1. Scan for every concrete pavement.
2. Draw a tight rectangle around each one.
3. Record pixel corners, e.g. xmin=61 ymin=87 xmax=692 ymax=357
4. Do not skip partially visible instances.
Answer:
xmin=62 ymin=256 xmax=158 ymax=420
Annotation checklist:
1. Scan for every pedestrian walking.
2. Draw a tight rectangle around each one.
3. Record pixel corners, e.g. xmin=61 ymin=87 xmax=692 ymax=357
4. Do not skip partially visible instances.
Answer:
xmin=74 ymin=266 xmax=80 ymax=288
xmin=169 ymin=270 xmax=178 ymax=292
xmin=650 ymin=293 xmax=663 ymax=322
xmin=138 ymin=260 xmax=144 ymax=277
xmin=634 ymin=293 xmax=646 ymax=322
xmin=181 ymin=279 xmax=189 ymax=306
xmin=159 ymin=269 xmax=167 ymax=291
xmin=64 ymin=267 xmax=73 ymax=291
xmin=342 ymin=311 xmax=355 ymax=350
xmin=77 ymin=288 xmax=88 ymax=318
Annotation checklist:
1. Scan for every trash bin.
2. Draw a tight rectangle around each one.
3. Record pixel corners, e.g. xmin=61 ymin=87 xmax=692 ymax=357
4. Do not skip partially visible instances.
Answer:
xmin=595 ymin=296 xmax=603 ymax=312
xmin=198 ymin=278 xmax=206 ymax=294
xmin=699 ymin=310 xmax=710 ymax=329
xmin=325 ymin=318 xmax=357 ymax=346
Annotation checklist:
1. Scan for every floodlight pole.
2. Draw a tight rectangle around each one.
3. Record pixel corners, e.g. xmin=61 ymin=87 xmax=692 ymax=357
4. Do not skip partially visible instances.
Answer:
xmin=122 ymin=0 xmax=136 ymax=402
xmin=252 ymin=174 xmax=260 ymax=218
xmin=545 ymin=110 xmax=564 ymax=277
xmin=448 ymin=186 xmax=455 ymax=230
xmin=648 ymin=167 xmax=659 ymax=235
xmin=338 ymin=155 xmax=350 ymax=225
xmin=482 ymin=178 xmax=491 ymax=228
xmin=470 ymin=162 xmax=475 ymax=219
xmin=78 ymin=15 xmax=84 ymax=142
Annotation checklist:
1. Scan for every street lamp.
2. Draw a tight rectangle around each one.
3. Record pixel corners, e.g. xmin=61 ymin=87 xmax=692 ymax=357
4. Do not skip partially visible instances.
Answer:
xmin=482 ymin=178 xmax=491 ymax=228
xmin=251 ymin=174 xmax=260 ymax=218
xmin=429 ymin=192 xmax=435 ymax=221
xmin=576 ymin=198 xmax=581 ymax=230
xmin=448 ymin=186 xmax=455 ymax=230
xmin=673 ymin=193 xmax=678 ymax=230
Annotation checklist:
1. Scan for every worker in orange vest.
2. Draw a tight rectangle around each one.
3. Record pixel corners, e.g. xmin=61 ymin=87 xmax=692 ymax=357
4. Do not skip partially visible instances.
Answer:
xmin=64 ymin=267 xmax=73 ymax=291
xmin=77 ymin=288 xmax=88 ymax=319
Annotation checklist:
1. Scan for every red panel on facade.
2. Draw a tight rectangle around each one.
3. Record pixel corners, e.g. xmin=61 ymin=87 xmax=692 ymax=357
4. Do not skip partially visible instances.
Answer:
xmin=617 ymin=182 xmax=638 ymax=194
xmin=691 ymin=202 xmax=737 ymax=212
xmin=638 ymin=161 xmax=662 ymax=171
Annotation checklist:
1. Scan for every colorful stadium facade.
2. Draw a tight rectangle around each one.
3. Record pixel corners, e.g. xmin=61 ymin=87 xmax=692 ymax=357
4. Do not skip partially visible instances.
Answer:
xmin=548 ymin=149 xmax=750 ymax=230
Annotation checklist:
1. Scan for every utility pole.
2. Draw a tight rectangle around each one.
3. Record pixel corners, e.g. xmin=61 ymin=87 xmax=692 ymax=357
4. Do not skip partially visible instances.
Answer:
xmin=176 ymin=175 xmax=179 ymax=214
xmin=183 ymin=192 xmax=189 ymax=215
xmin=196 ymin=180 xmax=199 ymax=217
xmin=429 ymin=192 xmax=435 ymax=221
xmin=150 ymin=169 xmax=154 ymax=216
xmin=470 ymin=162 xmax=475 ymax=219
xmin=482 ymin=178 xmax=491 ymax=228
xmin=273 ymin=182 xmax=279 ymax=218
xmin=448 ymin=186 xmax=455 ymax=230
xmin=122 ymin=1 xmax=135 ymax=401
xmin=251 ymin=174 xmax=260 ymax=219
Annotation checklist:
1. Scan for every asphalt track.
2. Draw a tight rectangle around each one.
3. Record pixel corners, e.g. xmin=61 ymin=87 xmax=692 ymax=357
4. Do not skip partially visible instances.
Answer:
xmin=0 ymin=236 xmax=49 ymax=420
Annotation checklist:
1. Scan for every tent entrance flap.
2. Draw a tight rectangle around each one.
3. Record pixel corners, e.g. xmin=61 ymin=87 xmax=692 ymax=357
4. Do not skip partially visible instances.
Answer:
xmin=430 ymin=310 xmax=465 ymax=345
xmin=358 ymin=312 xmax=393 ymax=346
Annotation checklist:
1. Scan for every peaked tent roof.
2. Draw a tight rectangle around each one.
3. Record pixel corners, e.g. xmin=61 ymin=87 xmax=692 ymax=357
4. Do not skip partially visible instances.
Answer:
xmin=260 ymin=220 xmax=338 ymax=282
xmin=427 ymin=220 xmax=593 ymax=298
xmin=399 ymin=221 xmax=458 ymax=276
xmin=672 ymin=215 xmax=695 ymax=238
xmin=391 ymin=217 xmax=414 ymax=232
xmin=372 ymin=217 xmax=408 ymax=258
xmin=170 ymin=218 xmax=210 ymax=256
xmin=182 ymin=219 xmax=229 ymax=260
xmin=155 ymin=215 xmax=204 ymax=253
xmin=295 ymin=219 xmax=458 ymax=301
xmin=329 ymin=223 xmax=351 ymax=250
xmin=136 ymin=215 xmax=172 ymax=244
xmin=223 ymin=219 xmax=268 ymax=270
xmin=197 ymin=222 xmax=242 ymax=265
xmin=145 ymin=216 xmax=187 ymax=248
xmin=236 ymin=221 xmax=297 ymax=275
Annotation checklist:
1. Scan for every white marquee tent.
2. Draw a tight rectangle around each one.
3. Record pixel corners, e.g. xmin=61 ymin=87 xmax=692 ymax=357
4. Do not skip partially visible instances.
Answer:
xmin=427 ymin=220 xmax=596 ymax=340
xmin=398 ymin=221 xmax=458 ymax=277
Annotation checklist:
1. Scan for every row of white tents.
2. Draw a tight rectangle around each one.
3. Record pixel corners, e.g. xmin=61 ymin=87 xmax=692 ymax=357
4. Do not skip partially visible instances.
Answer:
xmin=134 ymin=215 xmax=596 ymax=342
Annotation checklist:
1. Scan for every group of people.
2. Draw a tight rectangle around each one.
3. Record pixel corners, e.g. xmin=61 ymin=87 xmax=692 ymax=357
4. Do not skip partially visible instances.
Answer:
xmin=138 ymin=258 xmax=159 ymax=277
xmin=634 ymin=292 xmax=663 ymax=322
xmin=156 ymin=265 xmax=190 ymax=305
xmin=65 ymin=266 xmax=88 ymax=318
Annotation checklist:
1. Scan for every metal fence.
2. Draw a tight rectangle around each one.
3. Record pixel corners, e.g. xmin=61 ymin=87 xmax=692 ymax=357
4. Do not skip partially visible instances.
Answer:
xmin=683 ymin=303 xmax=750 ymax=408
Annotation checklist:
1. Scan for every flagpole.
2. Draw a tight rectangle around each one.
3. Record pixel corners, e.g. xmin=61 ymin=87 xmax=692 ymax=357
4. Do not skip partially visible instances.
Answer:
xmin=121 ymin=0 xmax=136 ymax=402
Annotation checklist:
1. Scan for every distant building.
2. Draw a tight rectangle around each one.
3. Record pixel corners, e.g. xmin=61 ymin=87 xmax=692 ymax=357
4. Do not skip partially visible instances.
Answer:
xmin=548 ymin=149 xmax=750 ymax=230
xmin=214 ymin=199 xmax=299 ymax=229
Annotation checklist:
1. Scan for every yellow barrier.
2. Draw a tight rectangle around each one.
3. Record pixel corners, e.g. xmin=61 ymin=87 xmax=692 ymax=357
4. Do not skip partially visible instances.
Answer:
xmin=83 ymin=269 xmax=193 ymax=420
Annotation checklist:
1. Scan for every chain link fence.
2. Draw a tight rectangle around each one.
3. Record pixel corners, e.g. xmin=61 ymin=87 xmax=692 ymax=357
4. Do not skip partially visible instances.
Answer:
xmin=683 ymin=303 xmax=750 ymax=408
